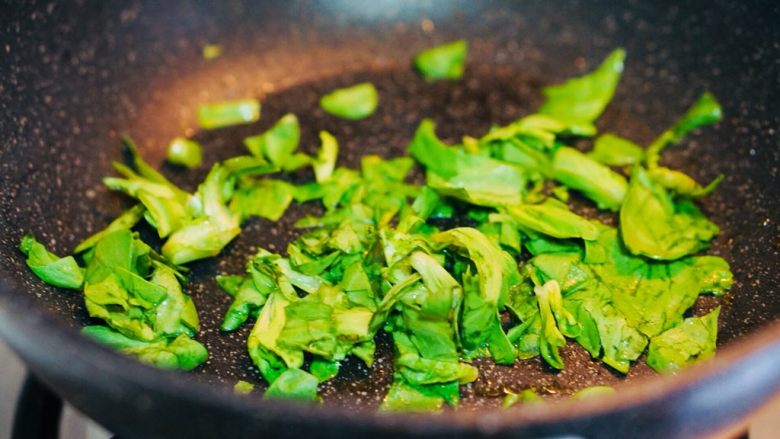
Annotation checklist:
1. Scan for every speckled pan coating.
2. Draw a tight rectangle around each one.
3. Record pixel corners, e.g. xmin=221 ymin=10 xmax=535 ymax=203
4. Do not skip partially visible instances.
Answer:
xmin=0 ymin=1 xmax=778 ymax=438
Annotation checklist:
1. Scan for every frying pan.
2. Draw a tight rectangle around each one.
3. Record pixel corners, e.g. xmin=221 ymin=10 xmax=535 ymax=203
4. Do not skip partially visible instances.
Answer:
xmin=1 ymin=1 xmax=779 ymax=437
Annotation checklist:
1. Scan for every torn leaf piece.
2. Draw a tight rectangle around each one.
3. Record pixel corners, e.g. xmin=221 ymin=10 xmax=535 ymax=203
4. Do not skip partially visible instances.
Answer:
xmin=413 ymin=40 xmax=468 ymax=81
xmin=82 ymin=326 xmax=207 ymax=371
xmin=197 ymin=99 xmax=260 ymax=130
xmin=20 ymin=234 xmax=84 ymax=289
xmin=620 ymin=167 xmax=719 ymax=260
xmin=647 ymin=307 xmax=720 ymax=373
xmin=539 ymin=49 xmax=626 ymax=134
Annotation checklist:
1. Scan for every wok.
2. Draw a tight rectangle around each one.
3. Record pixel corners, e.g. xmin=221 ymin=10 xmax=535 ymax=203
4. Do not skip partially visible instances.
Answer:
xmin=1 ymin=1 xmax=779 ymax=437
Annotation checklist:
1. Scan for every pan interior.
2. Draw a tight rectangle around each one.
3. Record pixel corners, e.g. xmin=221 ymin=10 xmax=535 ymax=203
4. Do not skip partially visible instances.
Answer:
xmin=6 ymin=63 xmax=742 ymax=411
xmin=1 ymin=0 xmax=778 ymax=419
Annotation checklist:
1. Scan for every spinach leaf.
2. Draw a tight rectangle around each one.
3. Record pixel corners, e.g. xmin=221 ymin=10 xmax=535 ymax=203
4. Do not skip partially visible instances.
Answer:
xmin=313 ymin=131 xmax=339 ymax=183
xmin=74 ymin=205 xmax=146 ymax=254
xmin=620 ymin=167 xmax=719 ymax=260
xmin=552 ymin=146 xmax=628 ymax=211
xmin=533 ymin=280 xmax=570 ymax=369
xmin=589 ymin=133 xmax=644 ymax=166
xmin=166 ymin=137 xmax=203 ymax=169
xmin=197 ymin=99 xmax=261 ymax=129
xmin=647 ymin=307 xmax=720 ymax=373
xmin=646 ymin=92 xmax=723 ymax=168
xmin=202 ymin=44 xmax=222 ymax=60
xmin=571 ymin=386 xmax=615 ymax=399
xmin=504 ymin=199 xmax=599 ymax=240
xmin=244 ymin=113 xmax=310 ymax=170
xmin=103 ymin=138 xmax=196 ymax=239
xmin=82 ymin=325 xmax=207 ymax=371
xmin=319 ymin=83 xmax=379 ymax=120
xmin=539 ymin=49 xmax=626 ymax=134
xmin=19 ymin=234 xmax=84 ymax=289
xmin=413 ymin=40 xmax=468 ymax=81
xmin=233 ymin=380 xmax=255 ymax=395
xmin=647 ymin=167 xmax=723 ymax=198
xmin=431 ymin=228 xmax=516 ymax=364
xmin=264 ymin=368 xmax=320 ymax=402
xmin=410 ymin=119 xmax=526 ymax=207
xmin=381 ymin=380 xmax=451 ymax=412
xmin=230 ymin=179 xmax=295 ymax=222
xmin=502 ymin=389 xmax=543 ymax=409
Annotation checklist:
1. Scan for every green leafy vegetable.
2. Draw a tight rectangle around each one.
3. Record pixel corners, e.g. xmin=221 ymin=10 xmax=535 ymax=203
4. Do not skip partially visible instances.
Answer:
xmin=243 ymin=113 xmax=309 ymax=170
xmin=502 ymin=389 xmax=543 ymax=408
xmin=410 ymin=119 xmax=526 ymax=207
xmin=319 ymin=83 xmax=379 ymax=120
xmin=233 ymin=380 xmax=255 ymax=395
xmin=552 ymin=146 xmax=628 ymax=211
xmin=166 ymin=137 xmax=203 ymax=169
xmin=82 ymin=325 xmax=207 ymax=371
xmin=571 ymin=386 xmax=615 ymax=399
xmin=103 ymin=137 xmax=195 ymax=239
xmin=646 ymin=92 xmax=723 ymax=168
xmin=264 ymin=368 xmax=320 ymax=402
xmin=21 ymin=47 xmax=733 ymax=407
xmin=539 ymin=49 xmax=626 ymax=134
xmin=230 ymin=179 xmax=295 ymax=222
xmin=74 ymin=205 xmax=146 ymax=254
xmin=197 ymin=99 xmax=261 ymax=130
xmin=313 ymin=131 xmax=339 ymax=183
xmin=589 ymin=133 xmax=644 ymax=166
xmin=620 ymin=166 xmax=719 ymax=260
xmin=202 ymin=44 xmax=222 ymax=60
xmin=504 ymin=200 xmax=599 ymax=240
xmin=20 ymin=234 xmax=84 ymax=289
xmin=413 ymin=40 xmax=468 ymax=81
xmin=647 ymin=307 xmax=720 ymax=373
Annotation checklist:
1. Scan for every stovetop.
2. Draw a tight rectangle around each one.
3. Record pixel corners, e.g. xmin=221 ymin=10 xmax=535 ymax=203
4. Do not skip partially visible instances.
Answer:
xmin=1 ymin=339 xmax=778 ymax=439
xmin=0 ymin=340 xmax=108 ymax=439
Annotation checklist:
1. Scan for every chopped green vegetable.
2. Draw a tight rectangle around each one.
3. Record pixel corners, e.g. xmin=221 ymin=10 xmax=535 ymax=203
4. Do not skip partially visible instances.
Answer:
xmin=647 ymin=307 xmax=720 ymax=373
xmin=502 ymin=389 xmax=543 ymax=408
xmin=82 ymin=325 xmax=206 ymax=371
xmin=313 ymin=131 xmax=339 ymax=183
xmin=103 ymin=137 xmax=195 ymax=239
xmin=552 ymin=146 xmax=628 ymax=211
xmin=620 ymin=166 xmax=719 ymax=260
xmin=413 ymin=40 xmax=468 ymax=81
xmin=381 ymin=380 xmax=448 ymax=412
xmin=504 ymin=200 xmax=599 ymax=240
xmin=21 ymin=47 xmax=733 ymax=408
xmin=589 ymin=133 xmax=644 ymax=167
xmin=74 ymin=205 xmax=146 ymax=254
xmin=571 ymin=386 xmax=616 ymax=399
xmin=197 ymin=99 xmax=260 ymax=130
xmin=202 ymin=44 xmax=222 ymax=60
xmin=243 ymin=113 xmax=308 ymax=170
xmin=264 ymin=368 xmax=320 ymax=402
xmin=646 ymin=92 xmax=723 ymax=168
xmin=233 ymin=380 xmax=255 ymax=395
xmin=647 ymin=167 xmax=723 ymax=198
xmin=539 ymin=49 xmax=626 ymax=134
xmin=319 ymin=83 xmax=379 ymax=120
xmin=166 ymin=137 xmax=203 ymax=169
xmin=310 ymin=359 xmax=340 ymax=382
xmin=230 ymin=179 xmax=295 ymax=222
xmin=20 ymin=234 xmax=84 ymax=289
xmin=532 ymin=280 xmax=570 ymax=369
xmin=410 ymin=119 xmax=526 ymax=207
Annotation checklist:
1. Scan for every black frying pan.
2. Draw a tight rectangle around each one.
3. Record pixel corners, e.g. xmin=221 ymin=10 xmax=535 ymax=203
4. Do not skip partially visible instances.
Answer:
xmin=1 ymin=1 xmax=779 ymax=437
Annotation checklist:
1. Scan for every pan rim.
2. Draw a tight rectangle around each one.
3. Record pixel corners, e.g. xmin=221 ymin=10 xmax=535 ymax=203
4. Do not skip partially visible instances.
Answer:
xmin=1 ymin=273 xmax=779 ymax=434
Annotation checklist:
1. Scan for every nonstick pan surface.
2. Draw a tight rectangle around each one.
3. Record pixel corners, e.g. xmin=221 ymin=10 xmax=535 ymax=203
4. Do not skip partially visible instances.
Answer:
xmin=1 ymin=1 xmax=779 ymax=438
